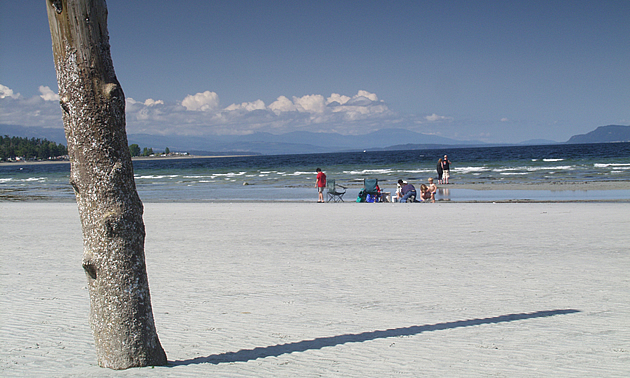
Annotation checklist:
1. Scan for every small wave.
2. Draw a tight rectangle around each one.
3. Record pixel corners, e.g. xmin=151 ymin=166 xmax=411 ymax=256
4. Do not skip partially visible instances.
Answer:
xmin=493 ymin=165 xmax=575 ymax=173
xmin=454 ymin=166 xmax=489 ymax=174
xmin=343 ymin=169 xmax=395 ymax=175
xmin=527 ymin=165 xmax=574 ymax=172
xmin=543 ymin=158 xmax=564 ymax=162
xmin=283 ymin=171 xmax=313 ymax=176
xmin=405 ymin=169 xmax=435 ymax=174
xmin=213 ymin=171 xmax=247 ymax=177
xmin=493 ymin=167 xmax=527 ymax=172
xmin=0 ymin=178 xmax=13 ymax=183
xmin=594 ymin=163 xmax=630 ymax=168
xmin=136 ymin=174 xmax=179 ymax=179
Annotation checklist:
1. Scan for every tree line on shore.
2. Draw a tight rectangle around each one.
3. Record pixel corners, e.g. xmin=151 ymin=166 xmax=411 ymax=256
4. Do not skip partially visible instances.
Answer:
xmin=129 ymin=144 xmax=174 ymax=157
xmin=1 ymin=136 xmax=179 ymax=162
xmin=1 ymin=135 xmax=68 ymax=161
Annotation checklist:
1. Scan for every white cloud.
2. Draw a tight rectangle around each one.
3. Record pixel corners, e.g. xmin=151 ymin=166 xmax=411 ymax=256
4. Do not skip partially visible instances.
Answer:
xmin=356 ymin=90 xmax=378 ymax=102
xmin=38 ymin=86 xmax=59 ymax=101
xmin=2 ymin=86 xmax=408 ymax=137
xmin=293 ymin=94 xmax=326 ymax=113
xmin=425 ymin=113 xmax=452 ymax=122
xmin=122 ymin=89 xmax=396 ymax=135
xmin=126 ymin=97 xmax=163 ymax=107
xmin=266 ymin=91 xmax=384 ymax=118
xmin=501 ymin=117 xmax=509 ymax=122
xmin=181 ymin=91 xmax=220 ymax=111
xmin=0 ymin=84 xmax=20 ymax=99
xmin=0 ymin=85 xmax=62 ymax=128
xmin=327 ymin=93 xmax=351 ymax=105
xmin=144 ymin=98 xmax=164 ymax=106
xmin=225 ymin=99 xmax=266 ymax=112
xmin=269 ymin=96 xmax=296 ymax=114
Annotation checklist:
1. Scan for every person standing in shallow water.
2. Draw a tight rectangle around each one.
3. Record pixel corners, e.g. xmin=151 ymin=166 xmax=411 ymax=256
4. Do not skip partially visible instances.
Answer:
xmin=437 ymin=158 xmax=443 ymax=184
xmin=316 ymin=168 xmax=326 ymax=203
xmin=441 ymin=155 xmax=451 ymax=184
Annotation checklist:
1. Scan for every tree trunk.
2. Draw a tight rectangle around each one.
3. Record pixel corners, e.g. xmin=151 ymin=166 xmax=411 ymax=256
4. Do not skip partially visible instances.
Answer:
xmin=45 ymin=0 xmax=167 ymax=369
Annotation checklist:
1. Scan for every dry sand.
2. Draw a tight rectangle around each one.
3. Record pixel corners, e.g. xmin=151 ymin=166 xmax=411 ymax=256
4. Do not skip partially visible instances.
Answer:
xmin=1 ymin=202 xmax=629 ymax=377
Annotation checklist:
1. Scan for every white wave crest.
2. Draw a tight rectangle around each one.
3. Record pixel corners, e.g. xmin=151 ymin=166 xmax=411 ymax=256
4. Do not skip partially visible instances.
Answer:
xmin=594 ymin=163 xmax=630 ymax=169
xmin=454 ymin=166 xmax=489 ymax=174
xmin=343 ymin=169 xmax=394 ymax=175
xmin=212 ymin=171 xmax=247 ymax=177
xmin=135 ymin=174 xmax=179 ymax=179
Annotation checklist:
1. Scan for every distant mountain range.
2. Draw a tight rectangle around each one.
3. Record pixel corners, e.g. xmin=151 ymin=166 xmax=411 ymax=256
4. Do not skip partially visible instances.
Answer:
xmin=2 ymin=123 xmax=629 ymax=155
xmin=566 ymin=125 xmax=630 ymax=144
xmin=126 ymin=129 xmax=486 ymax=155
xmin=0 ymin=124 xmax=67 ymax=144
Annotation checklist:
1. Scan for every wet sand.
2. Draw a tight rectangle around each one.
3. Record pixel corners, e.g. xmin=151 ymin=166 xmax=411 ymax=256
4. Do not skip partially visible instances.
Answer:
xmin=446 ymin=180 xmax=630 ymax=191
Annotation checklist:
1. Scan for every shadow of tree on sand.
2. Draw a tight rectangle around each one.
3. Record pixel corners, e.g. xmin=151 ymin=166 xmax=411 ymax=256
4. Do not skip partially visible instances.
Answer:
xmin=171 ymin=309 xmax=579 ymax=366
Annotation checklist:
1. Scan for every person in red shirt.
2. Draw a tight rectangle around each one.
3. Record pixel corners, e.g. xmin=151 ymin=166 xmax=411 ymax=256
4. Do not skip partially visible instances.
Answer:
xmin=316 ymin=168 xmax=327 ymax=203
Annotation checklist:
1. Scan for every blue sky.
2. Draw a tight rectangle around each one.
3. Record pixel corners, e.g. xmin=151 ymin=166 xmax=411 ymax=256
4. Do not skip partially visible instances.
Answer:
xmin=1 ymin=0 xmax=629 ymax=143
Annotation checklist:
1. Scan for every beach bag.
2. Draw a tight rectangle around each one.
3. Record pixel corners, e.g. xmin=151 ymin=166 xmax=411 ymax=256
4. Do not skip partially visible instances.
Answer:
xmin=356 ymin=189 xmax=366 ymax=202
xmin=366 ymin=194 xmax=374 ymax=203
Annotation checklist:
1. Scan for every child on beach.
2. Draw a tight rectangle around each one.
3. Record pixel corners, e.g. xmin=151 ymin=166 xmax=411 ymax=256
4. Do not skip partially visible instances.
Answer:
xmin=316 ymin=168 xmax=326 ymax=203
xmin=419 ymin=184 xmax=432 ymax=201
xmin=428 ymin=177 xmax=437 ymax=202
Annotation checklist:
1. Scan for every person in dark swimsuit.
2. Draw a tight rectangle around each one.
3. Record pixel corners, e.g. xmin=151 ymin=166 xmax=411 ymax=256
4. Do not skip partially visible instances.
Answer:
xmin=441 ymin=155 xmax=451 ymax=184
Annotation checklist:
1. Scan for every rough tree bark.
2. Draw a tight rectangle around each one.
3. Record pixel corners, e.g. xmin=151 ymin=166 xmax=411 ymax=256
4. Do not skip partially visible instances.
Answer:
xmin=45 ymin=0 xmax=167 ymax=369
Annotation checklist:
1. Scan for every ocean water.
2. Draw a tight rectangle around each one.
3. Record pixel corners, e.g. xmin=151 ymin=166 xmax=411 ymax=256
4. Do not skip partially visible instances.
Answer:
xmin=1 ymin=142 xmax=629 ymax=202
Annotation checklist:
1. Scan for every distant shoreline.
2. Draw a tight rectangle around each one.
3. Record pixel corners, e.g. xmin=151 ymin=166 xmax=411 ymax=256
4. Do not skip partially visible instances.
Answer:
xmin=0 ymin=154 xmax=255 ymax=166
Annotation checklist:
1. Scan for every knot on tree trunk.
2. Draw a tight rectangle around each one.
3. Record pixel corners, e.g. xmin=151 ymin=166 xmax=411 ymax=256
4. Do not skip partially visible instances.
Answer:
xmin=82 ymin=260 xmax=97 ymax=280
xmin=49 ymin=0 xmax=63 ymax=14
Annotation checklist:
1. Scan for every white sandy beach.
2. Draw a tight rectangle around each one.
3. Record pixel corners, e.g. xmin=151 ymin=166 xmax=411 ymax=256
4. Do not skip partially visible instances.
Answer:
xmin=1 ymin=201 xmax=629 ymax=377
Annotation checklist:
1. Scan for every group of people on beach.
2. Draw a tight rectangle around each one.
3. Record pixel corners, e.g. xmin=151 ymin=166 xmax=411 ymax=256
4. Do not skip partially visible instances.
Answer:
xmin=395 ymin=177 xmax=438 ymax=203
xmin=315 ymin=154 xmax=451 ymax=203
xmin=394 ymin=154 xmax=451 ymax=203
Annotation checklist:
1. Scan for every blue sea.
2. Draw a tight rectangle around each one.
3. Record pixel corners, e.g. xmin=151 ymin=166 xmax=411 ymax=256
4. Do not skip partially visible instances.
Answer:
xmin=1 ymin=143 xmax=629 ymax=202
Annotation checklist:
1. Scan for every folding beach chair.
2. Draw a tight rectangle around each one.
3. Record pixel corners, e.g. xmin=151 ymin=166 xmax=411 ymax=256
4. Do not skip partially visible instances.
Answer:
xmin=326 ymin=179 xmax=347 ymax=202
xmin=362 ymin=178 xmax=381 ymax=202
